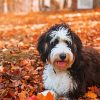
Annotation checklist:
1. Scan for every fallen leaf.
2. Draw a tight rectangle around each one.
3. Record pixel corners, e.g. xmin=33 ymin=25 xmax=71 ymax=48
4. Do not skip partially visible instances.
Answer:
xmin=85 ymin=91 xmax=97 ymax=99
xmin=45 ymin=92 xmax=54 ymax=100
xmin=27 ymin=95 xmax=38 ymax=100
xmin=37 ymin=92 xmax=54 ymax=100
xmin=18 ymin=91 xmax=27 ymax=100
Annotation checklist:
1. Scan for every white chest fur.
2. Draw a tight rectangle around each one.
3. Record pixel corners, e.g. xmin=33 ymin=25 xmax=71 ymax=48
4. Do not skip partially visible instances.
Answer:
xmin=43 ymin=64 xmax=77 ymax=96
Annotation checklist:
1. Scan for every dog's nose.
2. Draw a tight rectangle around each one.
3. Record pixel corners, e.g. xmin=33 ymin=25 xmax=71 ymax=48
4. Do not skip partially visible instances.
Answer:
xmin=59 ymin=53 xmax=66 ymax=60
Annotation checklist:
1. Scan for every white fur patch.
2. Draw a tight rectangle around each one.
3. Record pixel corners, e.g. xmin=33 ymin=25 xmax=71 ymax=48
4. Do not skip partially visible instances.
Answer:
xmin=43 ymin=64 xmax=77 ymax=96
xmin=50 ymin=27 xmax=72 ymax=44
xmin=50 ymin=42 xmax=74 ymax=65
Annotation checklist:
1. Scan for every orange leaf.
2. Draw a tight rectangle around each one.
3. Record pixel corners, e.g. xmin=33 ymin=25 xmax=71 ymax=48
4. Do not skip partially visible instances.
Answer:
xmin=18 ymin=91 xmax=27 ymax=100
xmin=27 ymin=95 xmax=38 ymax=100
xmin=37 ymin=92 xmax=54 ymax=100
xmin=45 ymin=92 xmax=54 ymax=100
xmin=85 ymin=91 xmax=97 ymax=99
xmin=37 ymin=93 xmax=45 ymax=100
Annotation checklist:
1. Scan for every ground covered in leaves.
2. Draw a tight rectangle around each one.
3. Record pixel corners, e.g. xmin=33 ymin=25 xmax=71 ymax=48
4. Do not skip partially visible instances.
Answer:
xmin=0 ymin=8 xmax=100 ymax=100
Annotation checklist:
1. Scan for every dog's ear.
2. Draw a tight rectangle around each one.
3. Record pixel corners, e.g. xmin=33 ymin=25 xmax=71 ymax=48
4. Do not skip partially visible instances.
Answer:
xmin=71 ymin=31 xmax=82 ymax=53
xmin=71 ymin=31 xmax=83 ymax=68
xmin=37 ymin=33 xmax=48 ymax=63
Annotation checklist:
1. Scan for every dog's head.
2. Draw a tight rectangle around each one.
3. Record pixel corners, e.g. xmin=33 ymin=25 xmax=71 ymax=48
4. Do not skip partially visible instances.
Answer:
xmin=37 ymin=24 xmax=82 ymax=71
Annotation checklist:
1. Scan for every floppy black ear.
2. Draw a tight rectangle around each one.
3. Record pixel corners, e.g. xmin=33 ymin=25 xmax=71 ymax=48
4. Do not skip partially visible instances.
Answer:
xmin=70 ymin=31 xmax=83 ymax=68
xmin=37 ymin=33 xmax=47 ymax=63
xmin=71 ymin=31 xmax=82 ymax=53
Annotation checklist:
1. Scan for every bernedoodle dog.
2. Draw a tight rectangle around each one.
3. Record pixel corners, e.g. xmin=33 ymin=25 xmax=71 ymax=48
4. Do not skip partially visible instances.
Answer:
xmin=37 ymin=24 xmax=100 ymax=99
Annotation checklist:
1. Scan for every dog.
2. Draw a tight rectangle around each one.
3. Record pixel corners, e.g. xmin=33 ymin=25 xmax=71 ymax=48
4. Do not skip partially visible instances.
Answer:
xmin=37 ymin=24 xmax=100 ymax=99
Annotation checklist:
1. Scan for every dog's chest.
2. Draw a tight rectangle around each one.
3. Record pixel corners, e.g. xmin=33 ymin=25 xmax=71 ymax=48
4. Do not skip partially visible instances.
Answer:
xmin=43 ymin=65 xmax=76 ymax=95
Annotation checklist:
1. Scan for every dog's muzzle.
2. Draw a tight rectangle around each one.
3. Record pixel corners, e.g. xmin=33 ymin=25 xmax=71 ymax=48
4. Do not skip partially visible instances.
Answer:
xmin=49 ymin=43 xmax=74 ymax=71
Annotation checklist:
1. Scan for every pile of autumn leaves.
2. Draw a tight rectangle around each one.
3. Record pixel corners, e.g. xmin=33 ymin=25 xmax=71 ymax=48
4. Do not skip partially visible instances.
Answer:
xmin=0 ymin=8 xmax=100 ymax=100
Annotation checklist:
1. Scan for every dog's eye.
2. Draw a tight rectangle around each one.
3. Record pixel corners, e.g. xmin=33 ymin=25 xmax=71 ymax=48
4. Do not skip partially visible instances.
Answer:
xmin=65 ymin=40 xmax=71 ymax=47
xmin=51 ymin=39 xmax=58 ymax=46
xmin=54 ymin=39 xmax=59 ymax=44
xmin=65 ymin=40 xmax=69 ymax=44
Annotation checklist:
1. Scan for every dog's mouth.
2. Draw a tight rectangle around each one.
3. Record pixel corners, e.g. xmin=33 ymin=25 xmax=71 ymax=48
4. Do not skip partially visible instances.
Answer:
xmin=56 ymin=61 xmax=67 ymax=67
xmin=54 ymin=60 xmax=69 ymax=69
xmin=50 ymin=54 xmax=74 ymax=71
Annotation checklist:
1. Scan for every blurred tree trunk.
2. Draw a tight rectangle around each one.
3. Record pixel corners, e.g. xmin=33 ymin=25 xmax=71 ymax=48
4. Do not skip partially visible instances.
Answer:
xmin=39 ymin=0 xmax=45 ymax=11
xmin=15 ymin=0 xmax=33 ymax=13
xmin=72 ymin=0 xmax=77 ymax=9
xmin=32 ymin=0 xmax=40 ymax=12
xmin=0 ymin=0 xmax=72 ymax=13
xmin=0 ymin=0 xmax=98 ymax=13
xmin=14 ymin=0 xmax=21 ymax=13
xmin=51 ymin=0 xmax=60 ymax=10
xmin=0 ymin=0 xmax=4 ymax=13
xmin=39 ymin=0 xmax=51 ymax=11
xmin=67 ymin=0 xmax=72 ymax=8
xmin=19 ymin=0 xmax=32 ymax=12
xmin=7 ymin=0 xmax=14 ymax=13
xmin=93 ymin=0 xmax=100 ymax=7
